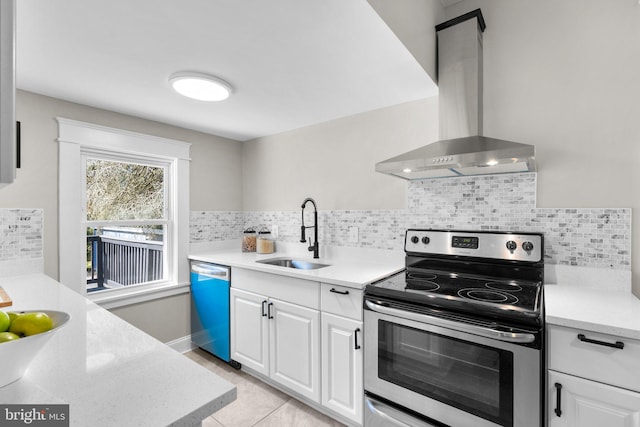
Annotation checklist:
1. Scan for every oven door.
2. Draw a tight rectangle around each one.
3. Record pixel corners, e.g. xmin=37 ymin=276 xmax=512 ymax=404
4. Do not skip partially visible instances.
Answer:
xmin=364 ymin=299 xmax=541 ymax=427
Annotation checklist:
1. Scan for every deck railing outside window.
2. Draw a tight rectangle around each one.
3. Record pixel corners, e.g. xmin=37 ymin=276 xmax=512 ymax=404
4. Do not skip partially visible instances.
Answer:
xmin=87 ymin=234 xmax=163 ymax=292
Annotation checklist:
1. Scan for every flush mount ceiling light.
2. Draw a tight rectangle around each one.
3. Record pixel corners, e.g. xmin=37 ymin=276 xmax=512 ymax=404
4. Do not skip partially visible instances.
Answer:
xmin=169 ymin=72 xmax=233 ymax=101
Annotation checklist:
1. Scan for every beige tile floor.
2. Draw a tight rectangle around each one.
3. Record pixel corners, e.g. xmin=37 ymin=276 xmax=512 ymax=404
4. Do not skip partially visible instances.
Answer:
xmin=185 ymin=348 xmax=347 ymax=427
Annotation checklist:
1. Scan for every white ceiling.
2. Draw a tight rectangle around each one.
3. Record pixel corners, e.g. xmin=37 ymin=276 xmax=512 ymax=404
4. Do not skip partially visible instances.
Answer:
xmin=16 ymin=0 xmax=438 ymax=141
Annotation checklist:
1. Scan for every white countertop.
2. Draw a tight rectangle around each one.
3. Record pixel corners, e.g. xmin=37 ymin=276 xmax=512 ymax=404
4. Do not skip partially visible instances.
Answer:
xmin=0 ymin=274 xmax=236 ymax=426
xmin=189 ymin=242 xmax=405 ymax=289
xmin=544 ymin=265 xmax=640 ymax=340
xmin=191 ymin=245 xmax=640 ymax=341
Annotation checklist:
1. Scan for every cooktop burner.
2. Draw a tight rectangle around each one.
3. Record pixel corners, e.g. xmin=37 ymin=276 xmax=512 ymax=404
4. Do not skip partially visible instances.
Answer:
xmin=457 ymin=288 xmax=519 ymax=304
xmin=405 ymin=280 xmax=440 ymax=292
xmin=407 ymin=272 xmax=437 ymax=281
xmin=486 ymin=281 xmax=523 ymax=292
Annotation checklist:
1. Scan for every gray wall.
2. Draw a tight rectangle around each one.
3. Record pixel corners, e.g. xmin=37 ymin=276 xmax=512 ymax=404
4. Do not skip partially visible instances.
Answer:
xmin=243 ymin=97 xmax=440 ymax=211
xmin=4 ymin=90 xmax=242 ymax=340
xmin=243 ymin=0 xmax=640 ymax=296
xmin=110 ymin=293 xmax=191 ymax=344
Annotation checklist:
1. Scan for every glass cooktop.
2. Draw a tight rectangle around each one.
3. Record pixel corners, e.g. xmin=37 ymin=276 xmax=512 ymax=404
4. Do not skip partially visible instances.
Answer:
xmin=367 ymin=268 xmax=543 ymax=326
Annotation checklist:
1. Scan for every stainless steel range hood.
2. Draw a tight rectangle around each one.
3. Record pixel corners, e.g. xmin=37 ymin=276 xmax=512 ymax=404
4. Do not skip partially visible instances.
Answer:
xmin=375 ymin=9 xmax=536 ymax=180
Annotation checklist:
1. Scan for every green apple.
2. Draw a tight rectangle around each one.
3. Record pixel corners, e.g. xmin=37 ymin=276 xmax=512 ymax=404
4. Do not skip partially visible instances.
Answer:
xmin=0 ymin=311 xmax=9 ymax=332
xmin=9 ymin=312 xmax=53 ymax=337
xmin=0 ymin=331 xmax=20 ymax=343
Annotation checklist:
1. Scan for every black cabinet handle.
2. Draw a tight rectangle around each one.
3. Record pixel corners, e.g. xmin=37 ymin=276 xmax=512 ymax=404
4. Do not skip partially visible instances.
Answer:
xmin=268 ymin=302 xmax=274 ymax=319
xmin=577 ymin=333 xmax=624 ymax=349
xmin=554 ymin=383 xmax=562 ymax=417
xmin=330 ymin=288 xmax=349 ymax=295
xmin=261 ymin=300 xmax=267 ymax=317
xmin=354 ymin=328 xmax=361 ymax=350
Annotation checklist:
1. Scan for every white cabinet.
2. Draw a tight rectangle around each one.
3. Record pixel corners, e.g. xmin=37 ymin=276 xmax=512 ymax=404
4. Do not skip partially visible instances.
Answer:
xmin=270 ymin=298 xmax=320 ymax=401
xmin=231 ymin=269 xmax=366 ymax=425
xmin=548 ymin=370 xmax=640 ymax=427
xmin=230 ymin=287 xmax=269 ymax=375
xmin=320 ymin=283 xmax=364 ymax=425
xmin=230 ymin=269 xmax=321 ymax=402
xmin=321 ymin=312 xmax=363 ymax=424
xmin=0 ymin=0 xmax=16 ymax=187
xmin=548 ymin=325 xmax=640 ymax=427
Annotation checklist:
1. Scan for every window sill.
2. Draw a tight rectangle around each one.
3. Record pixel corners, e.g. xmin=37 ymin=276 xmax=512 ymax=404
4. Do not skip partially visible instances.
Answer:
xmin=88 ymin=280 xmax=190 ymax=310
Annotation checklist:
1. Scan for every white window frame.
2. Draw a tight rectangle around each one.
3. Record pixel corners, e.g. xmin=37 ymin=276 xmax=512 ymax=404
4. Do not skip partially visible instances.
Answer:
xmin=83 ymin=151 xmax=171 ymax=289
xmin=57 ymin=118 xmax=191 ymax=308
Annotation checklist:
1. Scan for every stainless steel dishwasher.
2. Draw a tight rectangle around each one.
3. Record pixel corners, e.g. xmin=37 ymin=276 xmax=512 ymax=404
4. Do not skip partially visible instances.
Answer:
xmin=190 ymin=261 xmax=241 ymax=369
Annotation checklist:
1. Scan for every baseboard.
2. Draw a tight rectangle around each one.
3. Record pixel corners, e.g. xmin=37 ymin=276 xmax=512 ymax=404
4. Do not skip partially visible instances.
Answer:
xmin=166 ymin=334 xmax=196 ymax=353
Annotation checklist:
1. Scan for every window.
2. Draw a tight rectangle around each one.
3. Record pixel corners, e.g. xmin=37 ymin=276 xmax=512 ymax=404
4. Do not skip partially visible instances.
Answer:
xmin=57 ymin=118 xmax=190 ymax=308
xmin=84 ymin=157 xmax=169 ymax=292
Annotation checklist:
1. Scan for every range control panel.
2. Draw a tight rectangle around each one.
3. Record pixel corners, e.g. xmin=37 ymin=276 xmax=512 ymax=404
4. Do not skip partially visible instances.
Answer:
xmin=405 ymin=229 xmax=543 ymax=262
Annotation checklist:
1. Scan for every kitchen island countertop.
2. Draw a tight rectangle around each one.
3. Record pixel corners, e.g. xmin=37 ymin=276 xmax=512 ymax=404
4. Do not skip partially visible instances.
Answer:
xmin=0 ymin=273 xmax=236 ymax=426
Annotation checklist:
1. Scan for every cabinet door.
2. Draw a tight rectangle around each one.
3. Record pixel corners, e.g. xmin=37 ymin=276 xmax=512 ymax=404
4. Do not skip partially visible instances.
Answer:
xmin=321 ymin=312 xmax=363 ymax=425
xmin=549 ymin=370 xmax=640 ymax=427
xmin=269 ymin=298 xmax=320 ymax=402
xmin=230 ymin=288 xmax=268 ymax=375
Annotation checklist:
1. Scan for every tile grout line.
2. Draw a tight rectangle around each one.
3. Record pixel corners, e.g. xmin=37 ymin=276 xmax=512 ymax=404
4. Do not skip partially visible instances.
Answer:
xmin=248 ymin=397 xmax=293 ymax=427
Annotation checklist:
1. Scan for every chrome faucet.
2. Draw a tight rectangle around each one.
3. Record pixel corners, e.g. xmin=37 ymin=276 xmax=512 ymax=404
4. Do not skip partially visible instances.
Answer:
xmin=300 ymin=197 xmax=319 ymax=258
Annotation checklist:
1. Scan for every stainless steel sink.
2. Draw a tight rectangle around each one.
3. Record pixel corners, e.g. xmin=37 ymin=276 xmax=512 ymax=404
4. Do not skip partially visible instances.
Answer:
xmin=256 ymin=257 xmax=329 ymax=270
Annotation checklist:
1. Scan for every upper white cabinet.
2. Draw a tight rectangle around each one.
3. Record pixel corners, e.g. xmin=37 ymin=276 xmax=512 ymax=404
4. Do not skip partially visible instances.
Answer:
xmin=548 ymin=324 xmax=640 ymax=427
xmin=0 ymin=0 xmax=15 ymax=187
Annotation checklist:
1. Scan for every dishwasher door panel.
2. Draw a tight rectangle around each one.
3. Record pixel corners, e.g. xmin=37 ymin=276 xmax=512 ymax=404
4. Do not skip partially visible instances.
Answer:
xmin=190 ymin=262 xmax=230 ymax=362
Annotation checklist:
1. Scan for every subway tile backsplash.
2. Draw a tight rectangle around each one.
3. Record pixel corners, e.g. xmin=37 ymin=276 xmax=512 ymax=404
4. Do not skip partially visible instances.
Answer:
xmin=190 ymin=211 xmax=244 ymax=242
xmin=0 ymin=209 xmax=43 ymax=260
xmin=190 ymin=173 xmax=631 ymax=270
xmin=0 ymin=173 xmax=628 ymax=275
xmin=0 ymin=209 xmax=44 ymax=275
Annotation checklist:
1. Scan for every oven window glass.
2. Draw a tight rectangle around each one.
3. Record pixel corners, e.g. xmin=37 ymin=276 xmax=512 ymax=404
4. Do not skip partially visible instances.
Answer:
xmin=378 ymin=320 xmax=514 ymax=426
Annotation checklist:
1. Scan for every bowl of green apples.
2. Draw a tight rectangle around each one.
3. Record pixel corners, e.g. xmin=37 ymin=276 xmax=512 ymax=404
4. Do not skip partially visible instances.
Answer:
xmin=0 ymin=310 xmax=71 ymax=387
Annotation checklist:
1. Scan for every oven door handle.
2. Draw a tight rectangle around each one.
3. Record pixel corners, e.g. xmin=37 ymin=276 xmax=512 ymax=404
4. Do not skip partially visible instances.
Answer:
xmin=365 ymin=300 xmax=536 ymax=344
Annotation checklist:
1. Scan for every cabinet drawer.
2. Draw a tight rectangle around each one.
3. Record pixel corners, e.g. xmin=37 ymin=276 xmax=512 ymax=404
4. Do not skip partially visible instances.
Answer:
xmin=321 ymin=283 xmax=362 ymax=321
xmin=548 ymin=324 xmax=640 ymax=392
xmin=232 ymin=268 xmax=319 ymax=309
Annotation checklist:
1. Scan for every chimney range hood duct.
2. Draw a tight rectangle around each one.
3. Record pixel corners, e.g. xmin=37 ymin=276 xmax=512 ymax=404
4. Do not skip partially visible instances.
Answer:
xmin=375 ymin=9 xmax=536 ymax=180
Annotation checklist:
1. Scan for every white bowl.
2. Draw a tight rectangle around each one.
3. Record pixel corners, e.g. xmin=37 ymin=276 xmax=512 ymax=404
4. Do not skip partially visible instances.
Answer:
xmin=0 ymin=310 xmax=71 ymax=387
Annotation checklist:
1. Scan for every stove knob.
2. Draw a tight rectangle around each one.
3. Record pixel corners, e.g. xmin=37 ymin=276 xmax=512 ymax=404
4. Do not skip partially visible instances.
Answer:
xmin=411 ymin=236 xmax=419 ymax=244
xmin=422 ymin=236 xmax=430 ymax=245
xmin=506 ymin=241 xmax=517 ymax=251
xmin=522 ymin=241 xmax=534 ymax=252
